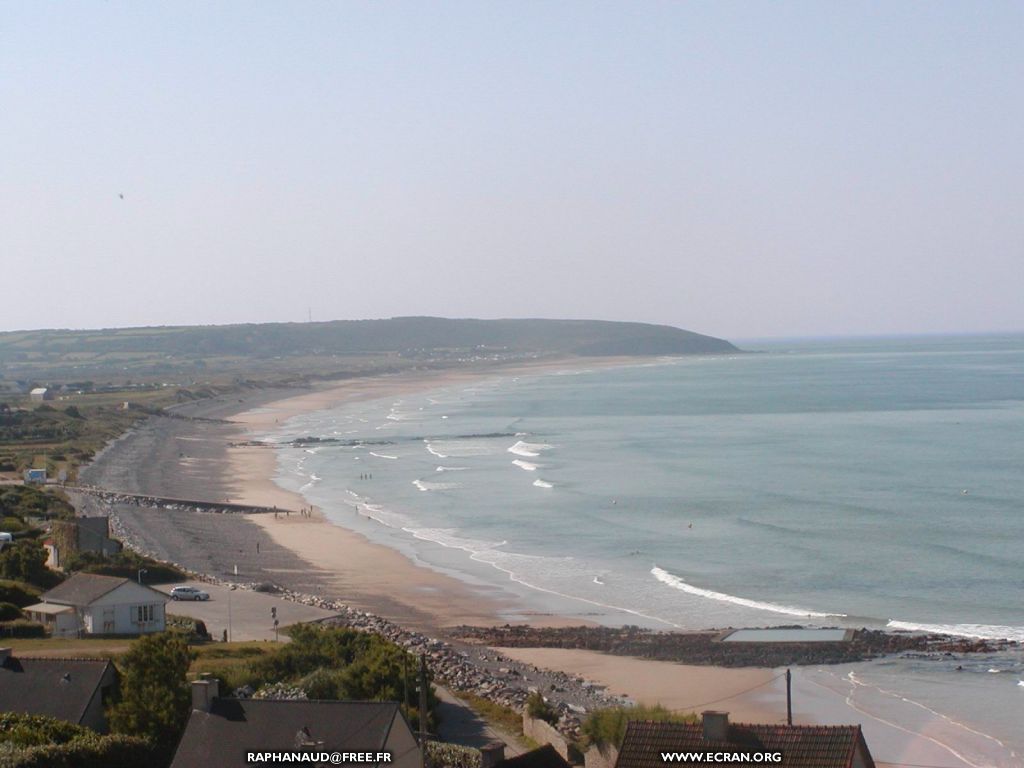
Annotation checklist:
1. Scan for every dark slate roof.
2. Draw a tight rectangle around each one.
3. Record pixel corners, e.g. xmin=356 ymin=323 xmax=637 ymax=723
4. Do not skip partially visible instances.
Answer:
xmin=171 ymin=700 xmax=406 ymax=768
xmin=617 ymin=721 xmax=875 ymax=768
xmin=495 ymin=744 xmax=571 ymax=768
xmin=0 ymin=656 xmax=115 ymax=725
xmin=40 ymin=573 xmax=128 ymax=606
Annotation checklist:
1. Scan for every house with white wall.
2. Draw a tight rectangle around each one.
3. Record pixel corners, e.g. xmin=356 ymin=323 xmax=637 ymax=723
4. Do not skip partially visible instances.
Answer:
xmin=26 ymin=573 xmax=168 ymax=637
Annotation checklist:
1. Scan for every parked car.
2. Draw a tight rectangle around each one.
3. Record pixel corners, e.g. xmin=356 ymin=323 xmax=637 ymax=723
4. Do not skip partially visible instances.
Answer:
xmin=170 ymin=586 xmax=210 ymax=601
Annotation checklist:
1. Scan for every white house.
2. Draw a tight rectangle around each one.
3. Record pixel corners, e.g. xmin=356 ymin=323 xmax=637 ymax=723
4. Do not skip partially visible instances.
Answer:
xmin=29 ymin=388 xmax=53 ymax=402
xmin=26 ymin=573 xmax=168 ymax=637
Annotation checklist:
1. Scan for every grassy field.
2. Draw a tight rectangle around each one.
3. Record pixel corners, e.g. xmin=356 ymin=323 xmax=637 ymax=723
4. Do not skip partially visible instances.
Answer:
xmin=1 ymin=635 xmax=276 ymax=675
xmin=0 ymin=388 xmax=183 ymax=478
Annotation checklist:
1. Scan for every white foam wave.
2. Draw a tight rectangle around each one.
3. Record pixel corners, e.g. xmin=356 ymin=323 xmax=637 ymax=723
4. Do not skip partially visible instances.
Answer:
xmin=886 ymin=620 xmax=1024 ymax=643
xmin=413 ymin=479 xmax=461 ymax=492
xmin=425 ymin=439 xmax=492 ymax=458
xmin=512 ymin=459 xmax=538 ymax=471
xmin=533 ymin=479 xmax=554 ymax=488
xmin=508 ymin=440 xmax=553 ymax=458
xmin=651 ymin=566 xmax=845 ymax=618
xmin=369 ymin=451 xmax=398 ymax=460
xmin=299 ymin=473 xmax=321 ymax=492
xmin=436 ymin=466 xmax=468 ymax=472
xmin=403 ymin=527 xmax=507 ymax=553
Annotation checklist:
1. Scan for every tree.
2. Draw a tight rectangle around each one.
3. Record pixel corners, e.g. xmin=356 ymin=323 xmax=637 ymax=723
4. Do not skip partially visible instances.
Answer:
xmin=0 ymin=539 xmax=54 ymax=587
xmin=108 ymin=633 xmax=194 ymax=749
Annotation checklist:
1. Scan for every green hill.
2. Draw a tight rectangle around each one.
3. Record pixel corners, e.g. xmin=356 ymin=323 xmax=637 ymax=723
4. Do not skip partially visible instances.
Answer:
xmin=0 ymin=317 xmax=737 ymax=383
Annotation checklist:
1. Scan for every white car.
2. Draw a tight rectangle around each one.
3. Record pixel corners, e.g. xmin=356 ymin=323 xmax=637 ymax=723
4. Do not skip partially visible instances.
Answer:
xmin=170 ymin=586 xmax=210 ymax=601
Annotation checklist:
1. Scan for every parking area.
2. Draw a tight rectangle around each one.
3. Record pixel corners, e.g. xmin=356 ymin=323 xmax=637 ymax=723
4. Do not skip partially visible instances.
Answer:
xmin=156 ymin=582 xmax=339 ymax=642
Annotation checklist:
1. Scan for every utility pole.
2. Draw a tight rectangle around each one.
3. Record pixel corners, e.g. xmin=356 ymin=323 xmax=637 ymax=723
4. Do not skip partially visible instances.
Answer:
xmin=403 ymin=654 xmax=412 ymax=720
xmin=786 ymin=668 xmax=793 ymax=726
xmin=418 ymin=652 xmax=429 ymax=768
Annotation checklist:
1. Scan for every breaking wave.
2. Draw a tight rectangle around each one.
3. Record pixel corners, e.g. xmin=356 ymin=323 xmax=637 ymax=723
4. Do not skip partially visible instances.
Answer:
xmin=651 ymin=566 xmax=845 ymax=618
xmin=413 ymin=479 xmax=461 ymax=492
xmin=886 ymin=620 xmax=1024 ymax=643
xmin=508 ymin=440 xmax=553 ymax=458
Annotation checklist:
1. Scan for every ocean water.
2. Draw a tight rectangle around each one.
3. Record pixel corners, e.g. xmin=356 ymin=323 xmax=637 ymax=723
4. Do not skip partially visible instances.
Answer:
xmin=263 ymin=334 xmax=1024 ymax=764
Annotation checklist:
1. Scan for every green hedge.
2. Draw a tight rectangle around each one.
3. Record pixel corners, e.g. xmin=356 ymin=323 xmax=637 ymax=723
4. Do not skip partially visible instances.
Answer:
xmin=0 ymin=734 xmax=154 ymax=768
xmin=65 ymin=551 xmax=185 ymax=584
xmin=0 ymin=603 xmax=23 ymax=621
xmin=425 ymin=742 xmax=482 ymax=768
xmin=0 ymin=620 xmax=46 ymax=638
xmin=0 ymin=712 xmax=87 ymax=747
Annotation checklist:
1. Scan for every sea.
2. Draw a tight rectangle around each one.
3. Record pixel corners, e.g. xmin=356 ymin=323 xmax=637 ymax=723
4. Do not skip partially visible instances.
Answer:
xmin=260 ymin=334 xmax=1024 ymax=766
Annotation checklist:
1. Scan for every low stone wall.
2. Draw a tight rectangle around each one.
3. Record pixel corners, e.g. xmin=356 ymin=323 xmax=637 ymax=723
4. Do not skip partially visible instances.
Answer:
xmin=522 ymin=713 xmax=570 ymax=760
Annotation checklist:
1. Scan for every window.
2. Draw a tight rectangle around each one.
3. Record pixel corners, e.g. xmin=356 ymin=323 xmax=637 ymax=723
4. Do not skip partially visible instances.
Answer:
xmin=135 ymin=605 xmax=155 ymax=623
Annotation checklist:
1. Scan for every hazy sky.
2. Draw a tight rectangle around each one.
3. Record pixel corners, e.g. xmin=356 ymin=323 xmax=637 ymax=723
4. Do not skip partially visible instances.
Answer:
xmin=2 ymin=2 xmax=1022 ymax=340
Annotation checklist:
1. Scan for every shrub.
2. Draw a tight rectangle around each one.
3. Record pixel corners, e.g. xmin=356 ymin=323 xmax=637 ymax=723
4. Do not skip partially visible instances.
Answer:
xmin=64 ymin=551 xmax=185 ymax=584
xmin=0 ymin=581 xmax=39 ymax=608
xmin=0 ymin=620 xmax=46 ymax=638
xmin=0 ymin=603 xmax=23 ymax=621
xmin=0 ymin=712 xmax=87 ymax=747
xmin=0 ymin=734 xmax=154 ymax=768
xmin=0 ymin=540 xmax=59 ymax=588
xmin=425 ymin=742 xmax=481 ymax=768
xmin=581 ymin=705 xmax=697 ymax=748
xmin=526 ymin=690 xmax=558 ymax=725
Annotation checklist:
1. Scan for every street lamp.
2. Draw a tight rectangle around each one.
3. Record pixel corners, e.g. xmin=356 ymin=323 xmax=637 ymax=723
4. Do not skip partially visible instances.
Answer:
xmin=137 ymin=568 xmax=148 ymax=584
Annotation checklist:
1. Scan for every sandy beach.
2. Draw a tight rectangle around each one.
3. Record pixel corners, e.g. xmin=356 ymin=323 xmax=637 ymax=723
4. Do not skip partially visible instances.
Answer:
xmin=78 ymin=360 xmax=1013 ymax=768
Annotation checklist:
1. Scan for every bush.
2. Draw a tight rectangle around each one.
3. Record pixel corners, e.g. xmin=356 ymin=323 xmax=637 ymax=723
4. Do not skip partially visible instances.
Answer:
xmin=0 ymin=734 xmax=154 ymax=768
xmin=425 ymin=742 xmax=481 ymax=768
xmin=526 ymin=690 xmax=558 ymax=725
xmin=0 ymin=541 xmax=60 ymax=589
xmin=250 ymin=625 xmax=437 ymax=730
xmin=0 ymin=581 xmax=39 ymax=608
xmin=64 ymin=551 xmax=185 ymax=584
xmin=582 ymin=705 xmax=697 ymax=749
xmin=0 ymin=603 xmax=23 ymax=621
xmin=165 ymin=614 xmax=211 ymax=640
xmin=0 ymin=712 xmax=87 ymax=747
xmin=0 ymin=620 xmax=45 ymax=638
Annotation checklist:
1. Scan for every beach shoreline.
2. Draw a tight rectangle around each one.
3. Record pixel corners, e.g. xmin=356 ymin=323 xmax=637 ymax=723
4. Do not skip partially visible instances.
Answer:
xmin=80 ymin=357 xmax=1018 ymax=768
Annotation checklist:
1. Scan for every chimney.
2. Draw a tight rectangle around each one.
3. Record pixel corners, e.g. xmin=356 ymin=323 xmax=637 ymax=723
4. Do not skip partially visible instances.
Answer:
xmin=479 ymin=741 xmax=506 ymax=768
xmin=191 ymin=678 xmax=220 ymax=712
xmin=702 ymin=711 xmax=729 ymax=741
xmin=0 ymin=648 xmax=11 ymax=666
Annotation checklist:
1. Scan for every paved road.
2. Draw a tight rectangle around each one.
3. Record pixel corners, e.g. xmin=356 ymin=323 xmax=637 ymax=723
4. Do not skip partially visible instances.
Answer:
xmin=434 ymin=686 xmax=528 ymax=756
xmin=156 ymin=582 xmax=338 ymax=642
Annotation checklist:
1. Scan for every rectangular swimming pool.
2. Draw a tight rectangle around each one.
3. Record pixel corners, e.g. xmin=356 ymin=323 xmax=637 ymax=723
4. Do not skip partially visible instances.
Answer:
xmin=722 ymin=628 xmax=851 ymax=643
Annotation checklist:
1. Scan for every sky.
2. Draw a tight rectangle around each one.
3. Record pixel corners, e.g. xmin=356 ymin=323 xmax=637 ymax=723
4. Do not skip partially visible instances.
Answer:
xmin=1 ymin=2 xmax=1022 ymax=341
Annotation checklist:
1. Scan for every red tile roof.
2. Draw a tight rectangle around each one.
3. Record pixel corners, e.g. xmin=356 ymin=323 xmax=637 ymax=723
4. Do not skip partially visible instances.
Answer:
xmin=616 ymin=721 xmax=875 ymax=768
